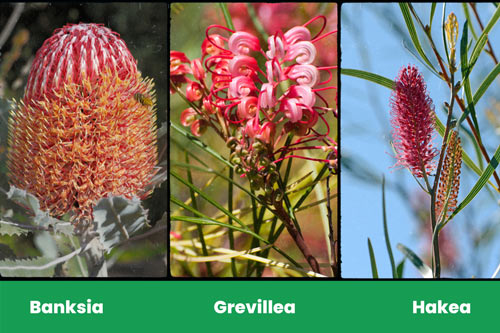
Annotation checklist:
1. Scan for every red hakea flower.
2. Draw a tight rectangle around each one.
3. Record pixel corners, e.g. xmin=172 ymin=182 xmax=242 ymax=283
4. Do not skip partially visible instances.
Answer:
xmin=390 ymin=65 xmax=437 ymax=178
xmin=7 ymin=23 xmax=158 ymax=224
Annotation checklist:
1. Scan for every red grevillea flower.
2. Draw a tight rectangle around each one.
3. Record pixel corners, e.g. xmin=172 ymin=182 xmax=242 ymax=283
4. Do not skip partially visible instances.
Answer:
xmin=8 ymin=23 xmax=158 ymax=223
xmin=390 ymin=65 xmax=437 ymax=177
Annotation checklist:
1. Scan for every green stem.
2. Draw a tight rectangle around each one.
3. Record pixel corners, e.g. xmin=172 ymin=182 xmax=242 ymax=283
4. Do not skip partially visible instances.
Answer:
xmin=219 ymin=3 xmax=235 ymax=30
xmin=186 ymin=152 xmax=213 ymax=277
xmin=227 ymin=165 xmax=237 ymax=276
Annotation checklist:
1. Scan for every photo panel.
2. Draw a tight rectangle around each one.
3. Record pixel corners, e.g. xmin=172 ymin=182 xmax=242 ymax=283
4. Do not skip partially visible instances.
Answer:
xmin=170 ymin=3 xmax=338 ymax=278
xmin=342 ymin=3 xmax=500 ymax=279
xmin=0 ymin=3 xmax=168 ymax=278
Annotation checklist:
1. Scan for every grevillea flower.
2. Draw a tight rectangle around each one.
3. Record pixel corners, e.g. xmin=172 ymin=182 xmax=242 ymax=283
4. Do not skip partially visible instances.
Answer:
xmin=171 ymin=15 xmax=337 ymax=188
xmin=8 ymin=23 xmax=158 ymax=224
xmin=390 ymin=65 xmax=438 ymax=178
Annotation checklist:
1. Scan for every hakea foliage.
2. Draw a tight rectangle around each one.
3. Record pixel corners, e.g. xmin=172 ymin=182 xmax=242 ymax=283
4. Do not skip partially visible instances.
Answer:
xmin=7 ymin=23 xmax=158 ymax=224
xmin=390 ymin=65 xmax=438 ymax=178
xmin=435 ymin=131 xmax=462 ymax=221
xmin=170 ymin=16 xmax=337 ymax=192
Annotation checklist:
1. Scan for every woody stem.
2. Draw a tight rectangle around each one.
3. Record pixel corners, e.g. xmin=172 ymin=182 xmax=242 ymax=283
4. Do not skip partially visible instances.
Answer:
xmin=273 ymin=199 xmax=321 ymax=274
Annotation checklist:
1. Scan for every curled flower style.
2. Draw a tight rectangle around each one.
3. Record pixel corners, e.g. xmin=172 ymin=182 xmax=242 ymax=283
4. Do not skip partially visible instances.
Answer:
xmin=191 ymin=58 xmax=205 ymax=81
xmin=266 ymin=35 xmax=285 ymax=60
xmin=170 ymin=51 xmax=191 ymax=94
xmin=202 ymin=34 xmax=226 ymax=58
xmin=229 ymin=55 xmax=259 ymax=79
xmin=186 ymin=81 xmax=203 ymax=102
xmin=390 ymin=65 xmax=438 ymax=178
xmin=229 ymin=75 xmax=257 ymax=99
xmin=180 ymin=107 xmax=198 ymax=126
xmin=284 ymin=41 xmax=316 ymax=64
xmin=286 ymin=64 xmax=319 ymax=87
xmin=284 ymin=26 xmax=311 ymax=45
xmin=237 ymin=96 xmax=258 ymax=120
xmin=228 ymin=31 xmax=260 ymax=55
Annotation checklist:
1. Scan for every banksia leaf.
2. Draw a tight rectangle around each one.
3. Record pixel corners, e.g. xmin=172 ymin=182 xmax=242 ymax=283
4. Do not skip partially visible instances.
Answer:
xmin=390 ymin=65 xmax=438 ymax=178
xmin=435 ymin=131 xmax=462 ymax=221
xmin=0 ymin=257 xmax=55 ymax=277
xmin=7 ymin=23 xmax=158 ymax=225
xmin=93 ymin=195 xmax=148 ymax=253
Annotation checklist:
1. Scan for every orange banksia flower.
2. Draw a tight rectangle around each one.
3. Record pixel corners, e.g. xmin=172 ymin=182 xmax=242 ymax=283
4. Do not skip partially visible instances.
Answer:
xmin=7 ymin=23 xmax=158 ymax=223
xmin=435 ymin=131 xmax=462 ymax=221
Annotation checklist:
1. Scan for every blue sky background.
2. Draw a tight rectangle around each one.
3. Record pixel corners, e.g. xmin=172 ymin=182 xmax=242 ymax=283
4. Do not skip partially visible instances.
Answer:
xmin=341 ymin=3 xmax=500 ymax=278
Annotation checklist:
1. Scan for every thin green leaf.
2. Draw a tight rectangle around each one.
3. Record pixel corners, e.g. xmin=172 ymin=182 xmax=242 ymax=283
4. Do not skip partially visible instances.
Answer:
xmin=171 ymin=122 xmax=233 ymax=168
xmin=429 ymin=3 xmax=437 ymax=31
xmin=381 ymin=176 xmax=397 ymax=278
xmin=462 ymin=3 xmax=478 ymax=40
xmin=473 ymin=61 xmax=500 ymax=104
xmin=399 ymin=3 xmax=437 ymax=72
xmin=185 ymin=152 xmax=213 ymax=276
xmin=171 ymin=170 xmax=251 ymax=232
xmin=246 ymin=3 xmax=268 ymax=40
xmin=367 ymin=238 xmax=378 ymax=279
xmin=171 ymin=162 xmax=273 ymax=212
xmin=466 ymin=33 xmax=488 ymax=80
xmin=171 ymin=215 xmax=267 ymax=244
xmin=219 ymin=3 xmax=235 ymax=31
xmin=293 ymin=164 xmax=329 ymax=209
xmin=449 ymin=144 xmax=500 ymax=220
xmin=459 ymin=20 xmax=472 ymax=126
xmin=341 ymin=68 xmax=394 ymax=90
xmin=396 ymin=259 xmax=406 ymax=279
xmin=396 ymin=243 xmax=432 ymax=278
xmin=466 ymin=5 xmax=500 ymax=76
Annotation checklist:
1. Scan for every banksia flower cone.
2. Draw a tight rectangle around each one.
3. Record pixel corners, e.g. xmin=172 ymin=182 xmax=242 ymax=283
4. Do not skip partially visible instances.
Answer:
xmin=436 ymin=131 xmax=462 ymax=221
xmin=7 ymin=23 xmax=158 ymax=223
xmin=390 ymin=65 xmax=437 ymax=178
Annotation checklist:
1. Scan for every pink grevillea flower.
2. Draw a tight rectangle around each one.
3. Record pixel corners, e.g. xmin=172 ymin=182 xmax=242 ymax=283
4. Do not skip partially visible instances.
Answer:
xmin=172 ymin=14 xmax=338 ymax=182
xmin=170 ymin=51 xmax=191 ymax=94
xmin=390 ymin=65 xmax=438 ymax=177
xmin=186 ymin=81 xmax=203 ymax=102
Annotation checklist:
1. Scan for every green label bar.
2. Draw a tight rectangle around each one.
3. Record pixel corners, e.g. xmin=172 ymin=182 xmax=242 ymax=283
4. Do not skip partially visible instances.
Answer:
xmin=0 ymin=281 xmax=491 ymax=332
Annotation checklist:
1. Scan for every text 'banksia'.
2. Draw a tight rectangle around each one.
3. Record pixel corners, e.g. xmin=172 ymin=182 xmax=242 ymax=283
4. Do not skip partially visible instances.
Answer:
xmin=390 ymin=65 xmax=438 ymax=178
xmin=7 ymin=23 xmax=158 ymax=224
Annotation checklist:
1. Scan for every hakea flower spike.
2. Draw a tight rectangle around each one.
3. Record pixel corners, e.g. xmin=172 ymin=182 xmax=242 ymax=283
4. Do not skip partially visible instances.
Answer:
xmin=435 ymin=131 xmax=462 ymax=221
xmin=8 ymin=23 xmax=158 ymax=224
xmin=390 ymin=65 xmax=438 ymax=178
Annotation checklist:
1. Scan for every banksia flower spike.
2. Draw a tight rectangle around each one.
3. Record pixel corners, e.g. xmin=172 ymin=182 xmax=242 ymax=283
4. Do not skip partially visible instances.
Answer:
xmin=390 ymin=65 xmax=438 ymax=178
xmin=8 ymin=23 xmax=158 ymax=224
xmin=435 ymin=131 xmax=462 ymax=222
